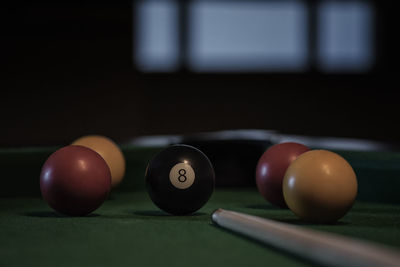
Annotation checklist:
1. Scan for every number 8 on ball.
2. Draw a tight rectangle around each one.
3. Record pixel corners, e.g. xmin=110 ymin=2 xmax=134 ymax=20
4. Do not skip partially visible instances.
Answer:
xmin=169 ymin=163 xmax=195 ymax=189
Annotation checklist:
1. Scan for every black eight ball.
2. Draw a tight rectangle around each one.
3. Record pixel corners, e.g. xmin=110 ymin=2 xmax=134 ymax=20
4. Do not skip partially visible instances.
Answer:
xmin=145 ymin=144 xmax=215 ymax=215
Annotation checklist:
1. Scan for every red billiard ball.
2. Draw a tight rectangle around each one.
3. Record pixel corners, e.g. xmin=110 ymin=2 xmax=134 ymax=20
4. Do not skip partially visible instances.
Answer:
xmin=255 ymin=142 xmax=309 ymax=208
xmin=40 ymin=145 xmax=111 ymax=216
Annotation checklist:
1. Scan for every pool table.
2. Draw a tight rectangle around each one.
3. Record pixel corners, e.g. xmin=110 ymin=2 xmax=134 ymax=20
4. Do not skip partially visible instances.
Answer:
xmin=1 ymin=143 xmax=400 ymax=266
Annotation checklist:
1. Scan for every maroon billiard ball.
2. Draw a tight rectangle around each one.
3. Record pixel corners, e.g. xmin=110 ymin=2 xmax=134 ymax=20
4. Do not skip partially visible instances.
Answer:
xmin=255 ymin=142 xmax=309 ymax=208
xmin=40 ymin=145 xmax=111 ymax=216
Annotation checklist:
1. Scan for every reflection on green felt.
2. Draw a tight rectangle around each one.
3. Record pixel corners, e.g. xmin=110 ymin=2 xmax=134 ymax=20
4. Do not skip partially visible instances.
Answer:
xmin=1 ymin=189 xmax=400 ymax=267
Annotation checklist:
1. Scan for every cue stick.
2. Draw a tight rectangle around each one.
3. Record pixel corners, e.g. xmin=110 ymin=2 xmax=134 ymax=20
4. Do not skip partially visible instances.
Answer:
xmin=211 ymin=209 xmax=400 ymax=267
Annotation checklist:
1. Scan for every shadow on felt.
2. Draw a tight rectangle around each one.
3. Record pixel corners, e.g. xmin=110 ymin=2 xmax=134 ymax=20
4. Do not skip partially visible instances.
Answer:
xmin=133 ymin=210 xmax=206 ymax=217
xmin=245 ymin=204 xmax=284 ymax=210
xmin=21 ymin=211 xmax=100 ymax=218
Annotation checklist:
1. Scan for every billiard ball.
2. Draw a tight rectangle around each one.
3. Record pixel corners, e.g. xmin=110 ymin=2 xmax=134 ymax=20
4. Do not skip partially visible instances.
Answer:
xmin=40 ymin=145 xmax=111 ymax=216
xmin=145 ymin=144 xmax=215 ymax=215
xmin=255 ymin=142 xmax=309 ymax=208
xmin=72 ymin=135 xmax=126 ymax=188
xmin=283 ymin=150 xmax=358 ymax=223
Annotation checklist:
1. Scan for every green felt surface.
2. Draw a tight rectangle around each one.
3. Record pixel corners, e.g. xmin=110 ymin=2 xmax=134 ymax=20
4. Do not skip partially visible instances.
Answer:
xmin=1 ymin=189 xmax=400 ymax=267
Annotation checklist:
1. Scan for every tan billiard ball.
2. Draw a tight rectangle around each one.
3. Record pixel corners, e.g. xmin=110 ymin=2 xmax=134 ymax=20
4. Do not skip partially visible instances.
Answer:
xmin=72 ymin=135 xmax=126 ymax=188
xmin=283 ymin=150 xmax=358 ymax=223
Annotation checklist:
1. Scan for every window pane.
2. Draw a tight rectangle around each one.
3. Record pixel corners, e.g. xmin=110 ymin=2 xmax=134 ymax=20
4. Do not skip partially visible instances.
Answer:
xmin=318 ymin=1 xmax=374 ymax=72
xmin=135 ymin=0 xmax=179 ymax=71
xmin=189 ymin=1 xmax=308 ymax=72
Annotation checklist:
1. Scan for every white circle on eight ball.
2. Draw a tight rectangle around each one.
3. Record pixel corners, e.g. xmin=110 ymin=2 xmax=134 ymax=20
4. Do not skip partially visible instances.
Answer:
xmin=169 ymin=162 xmax=195 ymax=189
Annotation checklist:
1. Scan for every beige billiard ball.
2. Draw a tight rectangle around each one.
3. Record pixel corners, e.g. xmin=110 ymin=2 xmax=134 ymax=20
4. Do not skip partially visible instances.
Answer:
xmin=72 ymin=135 xmax=126 ymax=188
xmin=283 ymin=150 xmax=358 ymax=223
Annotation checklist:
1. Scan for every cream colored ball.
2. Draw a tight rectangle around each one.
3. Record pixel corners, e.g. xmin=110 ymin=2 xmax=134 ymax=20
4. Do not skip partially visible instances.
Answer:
xmin=72 ymin=135 xmax=126 ymax=188
xmin=283 ymin=150 xmax=357 ymax=223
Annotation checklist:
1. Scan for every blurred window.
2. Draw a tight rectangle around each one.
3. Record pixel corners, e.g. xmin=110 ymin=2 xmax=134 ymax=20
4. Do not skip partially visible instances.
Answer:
xmin=134 ymin=0 xmax=374 ymax=73
xmin=318 ymin=1 xmax=374 ymax=72
xmin=188 ymin=1 xmax=308 ymax=72
xmin=135 ymin=0 xmax=179 ymax=71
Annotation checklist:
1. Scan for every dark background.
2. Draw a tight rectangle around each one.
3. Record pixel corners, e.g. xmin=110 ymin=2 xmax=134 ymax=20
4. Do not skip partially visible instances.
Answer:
xmin=1 ymin=2 xmax=399 ymax=147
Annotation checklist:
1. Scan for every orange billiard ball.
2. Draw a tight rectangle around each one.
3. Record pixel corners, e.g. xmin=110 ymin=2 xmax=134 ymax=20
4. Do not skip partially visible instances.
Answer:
xmin=283 ymin=150 xmax=358 ymax=223
xmin=72 ymin=135 xmax=126 ymax=188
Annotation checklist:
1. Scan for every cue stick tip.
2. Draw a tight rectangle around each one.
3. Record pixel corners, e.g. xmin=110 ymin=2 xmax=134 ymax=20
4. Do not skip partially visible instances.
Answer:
xmin=211 ymin=208 xmax=225 ymax=225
